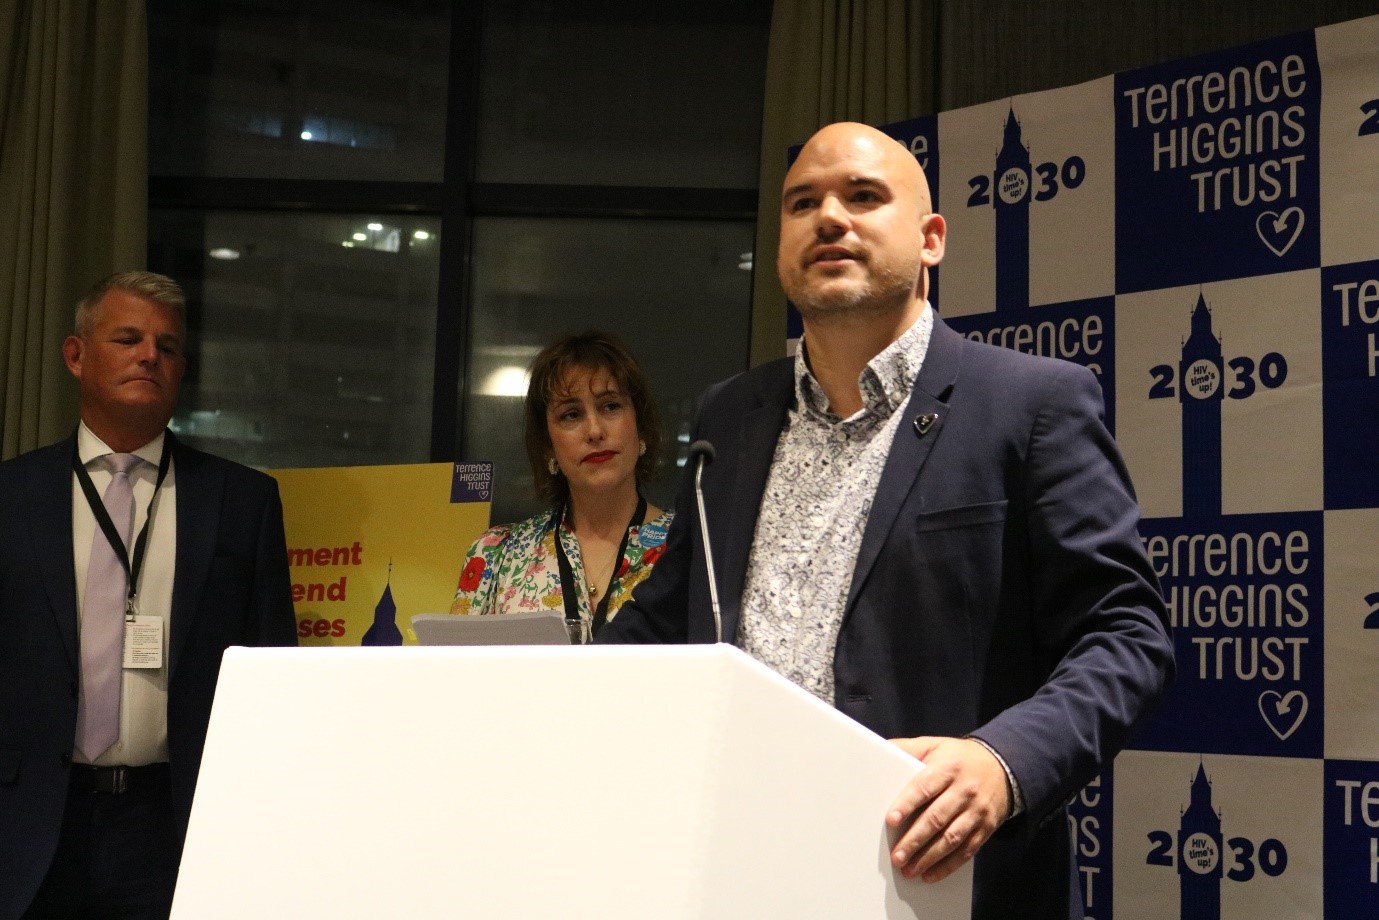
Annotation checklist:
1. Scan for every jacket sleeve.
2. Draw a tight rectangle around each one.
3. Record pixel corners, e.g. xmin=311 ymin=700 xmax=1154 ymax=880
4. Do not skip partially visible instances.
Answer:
xmin=248 ymin=477 xmax=298 ymax=648
xmin=594 ymin=465 xmax=695 ymax=645
xmin=968 ymin=360 xmax=1174 ymax=831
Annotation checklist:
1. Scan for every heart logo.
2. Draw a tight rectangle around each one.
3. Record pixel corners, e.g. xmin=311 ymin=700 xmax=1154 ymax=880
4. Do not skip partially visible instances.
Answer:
xmin=1258 ymin=689 xmax=1309 ymax=740
xmin=1256 ymin=207 xmax=1304 ymax=257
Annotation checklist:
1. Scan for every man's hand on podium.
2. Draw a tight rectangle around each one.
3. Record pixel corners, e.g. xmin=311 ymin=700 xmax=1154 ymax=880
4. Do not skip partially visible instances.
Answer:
xmin=884 ymin=736 xmax=1012 ymax=883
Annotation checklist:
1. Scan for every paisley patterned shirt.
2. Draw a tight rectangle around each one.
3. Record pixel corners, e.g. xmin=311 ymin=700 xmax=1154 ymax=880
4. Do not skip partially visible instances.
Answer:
xmin=450 ymin=507 xmax=673 ymax=642
xmin=738 ymin=308 xmax=933 ymax=704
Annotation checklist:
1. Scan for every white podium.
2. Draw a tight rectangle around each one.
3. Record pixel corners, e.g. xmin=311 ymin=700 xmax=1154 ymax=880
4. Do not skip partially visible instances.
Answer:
xmin=172 ymin=645 xmax=972 ymax=919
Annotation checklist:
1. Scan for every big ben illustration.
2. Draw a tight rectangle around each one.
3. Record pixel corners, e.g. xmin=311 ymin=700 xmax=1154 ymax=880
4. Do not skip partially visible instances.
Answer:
xmin=1179 ymin=293 xmax=1224 ymax=518
xmin=361 ymin=561 xmax=403 ymax=646
xmin=993 ymin=106 xmax=1031 ymax=313
xmin=1177 ymin=762 xmax=1224 ymax=920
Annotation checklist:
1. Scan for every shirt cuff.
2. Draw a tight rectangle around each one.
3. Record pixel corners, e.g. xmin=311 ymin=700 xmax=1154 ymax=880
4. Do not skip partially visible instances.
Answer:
xmin=967 ymin=736 xmax=1025 ymax=819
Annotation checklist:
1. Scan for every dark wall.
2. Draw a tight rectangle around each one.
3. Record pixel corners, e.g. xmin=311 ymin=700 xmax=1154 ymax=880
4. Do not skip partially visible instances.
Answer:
xmin=936 ymin=1 xmax=1379 ymax=111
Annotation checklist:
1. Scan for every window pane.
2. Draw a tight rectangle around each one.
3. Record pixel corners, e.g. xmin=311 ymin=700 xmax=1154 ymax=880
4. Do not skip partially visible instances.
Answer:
xmin=148 ymin=0 xmax=450 ymax=181
xmin=477 ymin=0 xmax=770 ymax=187
xmin=465 ymin=217 xmax=754 ymax=524
xmin=148 ymin=210 xmax=440 ymax=469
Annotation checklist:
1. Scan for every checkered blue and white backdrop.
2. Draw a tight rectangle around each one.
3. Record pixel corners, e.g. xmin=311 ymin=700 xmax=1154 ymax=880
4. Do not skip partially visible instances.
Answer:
xmin=809 ymin=13 xmax=1379 ymax=919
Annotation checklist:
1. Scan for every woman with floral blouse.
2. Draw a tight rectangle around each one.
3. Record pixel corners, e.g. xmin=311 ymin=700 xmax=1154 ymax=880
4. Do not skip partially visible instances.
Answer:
xmin=450 ymin=331 xmax=673 ymax=642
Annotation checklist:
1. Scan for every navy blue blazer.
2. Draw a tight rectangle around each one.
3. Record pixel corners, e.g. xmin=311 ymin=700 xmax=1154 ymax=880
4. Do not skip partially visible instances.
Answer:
xmin=0 ymin=432 xmax=297 ymax=919
xmin=601 ymin=314 xmax=1174 ymax=920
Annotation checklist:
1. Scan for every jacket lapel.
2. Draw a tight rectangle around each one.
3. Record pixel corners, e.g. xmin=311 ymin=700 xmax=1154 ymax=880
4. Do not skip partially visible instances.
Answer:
xmin=844 ymin=314 xmax=964 ymax=612
xmin=169 ymin=437 xmax=222 ymax=678
xmin=719 ymin=363 xmax=793 ymax=641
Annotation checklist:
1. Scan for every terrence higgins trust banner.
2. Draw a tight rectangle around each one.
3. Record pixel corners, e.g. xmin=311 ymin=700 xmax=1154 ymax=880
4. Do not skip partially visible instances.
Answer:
xmin=866 ymin=14 xmax=1379 ymax=920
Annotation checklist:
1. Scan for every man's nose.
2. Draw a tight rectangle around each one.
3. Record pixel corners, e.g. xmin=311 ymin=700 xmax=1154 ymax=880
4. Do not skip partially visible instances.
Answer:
xmin=816 ymin=195 xmax=849 ymax=235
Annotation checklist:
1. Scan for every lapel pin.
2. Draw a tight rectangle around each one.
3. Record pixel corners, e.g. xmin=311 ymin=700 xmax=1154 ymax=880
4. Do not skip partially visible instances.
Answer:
xmin=913 ymin=413 xmax=939 ymax=437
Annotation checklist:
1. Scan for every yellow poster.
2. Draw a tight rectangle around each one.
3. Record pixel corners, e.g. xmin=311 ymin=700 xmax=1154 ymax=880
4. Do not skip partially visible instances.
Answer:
xmin=268 ymin=462 xmax=491 ymax=646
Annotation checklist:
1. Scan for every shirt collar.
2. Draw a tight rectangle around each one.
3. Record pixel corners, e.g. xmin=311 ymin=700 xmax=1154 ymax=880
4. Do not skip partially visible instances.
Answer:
xmin=77 ymin=421 xmax=167 ymax=469
xmin=794 ymin=304 xmax=934 ymax=422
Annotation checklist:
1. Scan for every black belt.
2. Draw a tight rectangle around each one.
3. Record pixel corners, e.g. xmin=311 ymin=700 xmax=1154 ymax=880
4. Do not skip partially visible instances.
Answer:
xmin=69 ymin=762 xmax=169 ymax=795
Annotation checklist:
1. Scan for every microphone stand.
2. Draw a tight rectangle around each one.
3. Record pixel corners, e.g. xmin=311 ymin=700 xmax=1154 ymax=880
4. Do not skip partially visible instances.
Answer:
xmin=688 ymin=440 xmax=722 ymax=643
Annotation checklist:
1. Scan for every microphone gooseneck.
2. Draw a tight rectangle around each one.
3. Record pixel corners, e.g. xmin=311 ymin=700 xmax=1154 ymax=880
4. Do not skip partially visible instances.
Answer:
xmin=687 ymin=440 xmax=723 ymax=643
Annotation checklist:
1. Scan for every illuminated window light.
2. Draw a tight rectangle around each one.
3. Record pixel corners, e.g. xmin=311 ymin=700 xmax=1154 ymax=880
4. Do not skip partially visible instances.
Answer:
xmin=479 ymin=365 xmax=531 ymax=397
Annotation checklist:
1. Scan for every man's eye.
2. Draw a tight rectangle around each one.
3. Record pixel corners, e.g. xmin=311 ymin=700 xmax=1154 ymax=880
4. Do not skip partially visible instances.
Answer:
xmin=788 ymin=197 xmax=815 ymax=213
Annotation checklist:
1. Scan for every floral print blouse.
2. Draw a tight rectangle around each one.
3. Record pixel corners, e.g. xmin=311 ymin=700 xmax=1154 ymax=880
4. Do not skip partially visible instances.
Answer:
xmin=450 ymin=507 xmax=673 ymax=639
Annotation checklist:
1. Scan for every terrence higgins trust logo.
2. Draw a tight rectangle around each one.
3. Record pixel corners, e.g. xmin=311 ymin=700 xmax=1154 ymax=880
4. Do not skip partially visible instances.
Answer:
xmin=1115 ymin=34 xmax=1321 ymax=291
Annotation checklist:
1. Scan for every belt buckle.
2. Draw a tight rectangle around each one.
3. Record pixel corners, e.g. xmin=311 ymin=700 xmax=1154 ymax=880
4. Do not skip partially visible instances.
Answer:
xmin=78 ymin=765 xmax=131 ymax=794
xmin=105 ymin=767 xmax=129 ymax=794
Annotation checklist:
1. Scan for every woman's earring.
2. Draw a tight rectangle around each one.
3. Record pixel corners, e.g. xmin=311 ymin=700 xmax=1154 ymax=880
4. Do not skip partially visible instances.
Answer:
xmin=547 ymin=458 xmax=559 ymax=475
xmin=638 ymin=440 xmax=647 ymax=457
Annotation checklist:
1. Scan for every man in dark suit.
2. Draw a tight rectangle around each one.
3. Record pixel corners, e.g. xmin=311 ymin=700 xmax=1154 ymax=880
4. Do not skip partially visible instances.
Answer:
xmin=599 ymin=123 xmax=1175 ymax=919
xmin=0 ymin=271 xmax=296 ymax=919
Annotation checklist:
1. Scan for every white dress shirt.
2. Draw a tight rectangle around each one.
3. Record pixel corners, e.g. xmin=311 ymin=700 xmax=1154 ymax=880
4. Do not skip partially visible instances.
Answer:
xmin=72 ymin=422 xmax=177 ymax=766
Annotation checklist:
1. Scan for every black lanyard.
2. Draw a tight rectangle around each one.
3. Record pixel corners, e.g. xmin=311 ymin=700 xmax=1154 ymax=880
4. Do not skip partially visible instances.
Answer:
xmin=551 ymin=495 xmax=646 ymax=642
xmin=72 ymin=436 xmax=173 ymax=619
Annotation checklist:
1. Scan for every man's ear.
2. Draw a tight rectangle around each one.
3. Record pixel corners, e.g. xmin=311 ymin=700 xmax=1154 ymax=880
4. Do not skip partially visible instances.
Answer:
xmin=920 ymin=213 xmax=946 ymax=267
xmin=62 ymin=335 xmax=84 ymax=379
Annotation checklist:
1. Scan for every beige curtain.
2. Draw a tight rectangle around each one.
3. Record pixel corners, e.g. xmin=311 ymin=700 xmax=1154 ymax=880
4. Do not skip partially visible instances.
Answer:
xmin=0 ymin=0 xmax=148 ymax=460
xmin=750 ymin=0 xmax=937 ymax=367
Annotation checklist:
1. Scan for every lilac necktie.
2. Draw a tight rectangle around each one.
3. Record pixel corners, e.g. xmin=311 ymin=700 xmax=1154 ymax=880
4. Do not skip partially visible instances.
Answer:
xmin=76 ymin=452 xmax=141 ymax=761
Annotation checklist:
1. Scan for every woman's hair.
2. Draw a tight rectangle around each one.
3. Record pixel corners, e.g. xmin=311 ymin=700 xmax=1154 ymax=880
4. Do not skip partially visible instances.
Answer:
xmin=524 ymin=330 xmax=663 ymax=507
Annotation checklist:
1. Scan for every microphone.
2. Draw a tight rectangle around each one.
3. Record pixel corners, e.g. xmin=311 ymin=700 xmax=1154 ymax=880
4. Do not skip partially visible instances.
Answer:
xmin=687 ymin=440 xmax=723 ymax=643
